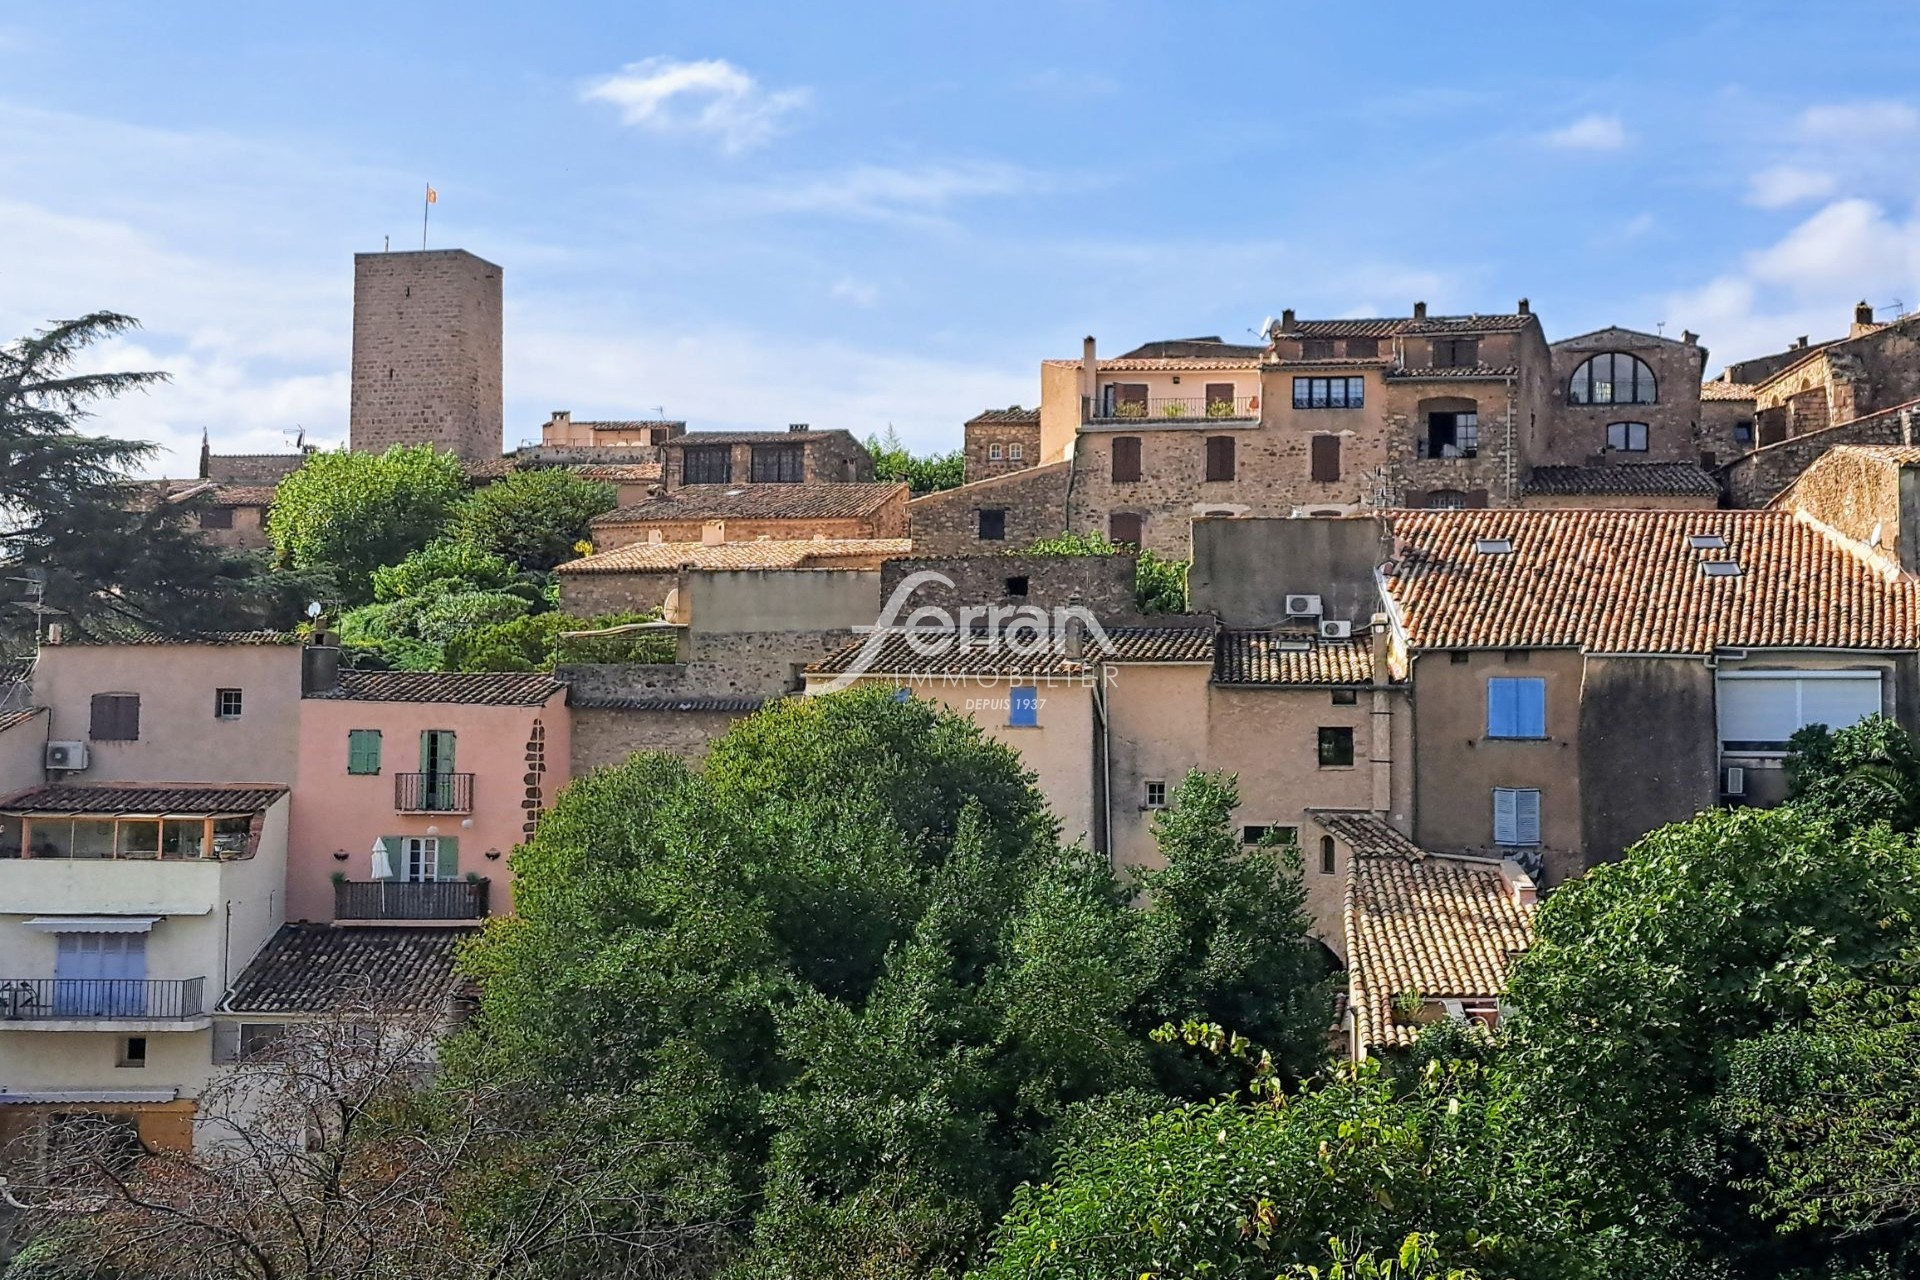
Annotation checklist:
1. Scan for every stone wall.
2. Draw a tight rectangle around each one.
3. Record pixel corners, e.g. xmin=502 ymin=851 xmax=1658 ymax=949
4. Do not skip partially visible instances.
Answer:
xmin=595 ymin=508 xmax=906 ymax=550
xmin=964 ymin=416 xmax=1043 ymax=481
xmin=1189 ymin=516 xmax=1386 ymax=628
xmin=907 ymin=461 xmax=1070 ymax=556
xmin=557 ymin=628 xmax=856 ymax=705
xmin=569 ymin=705 xmax=754 ymax=773
xmin=204 ymin=452 xmax=308 ymax=484
xmin=1775 ymin=446 xmax=1920 ymax=572
xmin=349 ymin=250 xmax=503 ymax=464
xmin=879 ymin=554 xmax=1141 ymax=623
xmin=555 ymin=569 xmax=676 ymax=617
xmin=663 ymin=433 xmax=874 ymax=488
xmin=1541 ymin=329 xmax=1708 ymax=466
xmin=1721 ymin=403 xmax=1918 ymax=506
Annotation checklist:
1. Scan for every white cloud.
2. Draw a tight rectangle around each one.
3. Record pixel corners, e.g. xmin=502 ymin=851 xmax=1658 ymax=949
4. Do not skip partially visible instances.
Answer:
xmin=1798 ymin=100 xmax=1920 ymax=142
xmin=582 ymin=57 xmax=809 ymax=153
xmin=829 ymin=277 xmax=880 ymax=307
xmin=755 ymin=162 xmax=1038 ymax=223
xmin=1543 ymin=113 xmax=1628 ymax=151
xmin=1748 ymin=164 xmax=1838 ymax=209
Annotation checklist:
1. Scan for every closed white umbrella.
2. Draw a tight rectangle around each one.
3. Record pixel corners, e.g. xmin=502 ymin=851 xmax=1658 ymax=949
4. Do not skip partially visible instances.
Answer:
xmin=370 ymin=839 xmax=394 ymax=881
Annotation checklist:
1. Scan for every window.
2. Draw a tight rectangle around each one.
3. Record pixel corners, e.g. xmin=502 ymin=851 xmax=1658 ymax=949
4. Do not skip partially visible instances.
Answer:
xmin=238 ymin=1023 xmax=288 ymax=1059
xmin=1432 ymin=337 xmax=1480 ymax=368
xmin=749 ymin=444 xmax=805 ymax=483
xmin=1450 ymin=651 xmax=1471 ymax=664
xmin=1733 ymin=420 xmax=1754 ymax=446
xmin=1242 ymin=825 xmax=1299 ymax=846
xmin=55 ymin=933 xmax=147 ymax=1016
xmin=1493 ymin=788 xmax=1542 ymax=846
xmin=1105 ymin=384 xmax=1149 ymax=418
xmin=401 ymin=835 xmax=448 ymax=882
xmin=1009 ymin=686 xmax=1039 ymax=727
xmin=1317 ymin=726 xmax=1355 ymax=767
xmin=1568 ymin=352 xmax=1657 ymax=405
xmin=1717 ymin=671 xmax=1883 ymax=754
xmin=1345 ymin=337 xmax=1379 ymax=358
xmin=1204 ymin=382 xmax=1236 ymax=413
xmin=681 ymin=445 xmax=732 ymax=484
xmin=1109 ymin=513 xmax=1143 ymax=547
xmin=1331 ymin=688 xmax=1359 ymax=706
xmin=89 ymin=693 xmax=139 ymax=742
xmin=116 ymin=820 xmax=160 ymax=858
xmin=212 ymin=816 xmax=253 ymax=858
xmin=1205 ymin=435 xmax=1236 ymax=481
xmin=1144 ymin=780 xmax=1167 ymax=809
xmin=1300 ymin=338 xmax=1336 ymax=359
xmin=1002 ymin=576 xmax=1030 ymax=600
xmin=1111 ymin=436 xmax=1143 ymax=482
xmin=988 ymin=443 xmax=1003 ymax=461
xmin=117 ymin=1036 xmax=147 ymax=1068
xmin=215 ymin=688 xmax=243 ymax=720
xmin=1009 ymin=443 xmax=1024 ymax=460
xmin=1422 ymin=411 xmax=1479 ymax=458
xmin=1606 ymin=421 xmax=1650 ymax=452
xmin=1701 ymin=561 xmax=1742 ymax=578
xmin=1293 ymin=376 xmax=1365 ymax=409
xmin=346 ymin=729 xmax=383 ymax=775
xmin=199 ymin=507 xmax=234 ymax=530
xmin=1474 ymin=538 xmax=1513 ymax=555
xmin=1689 ymin=533 xmax=1727 ymax=550
xmin=1319 ymin=834 xmax=1337 ymax=875
xmin=977 ymin=508 xmax=1007 ymax=541
xmin=1425 ymin=489 xmax=1471 ymax=509
xmin=1487 ymin=677 xmax=1547 ymax=738
xmin=1311 ymin=434 xmax=1342 ymax=482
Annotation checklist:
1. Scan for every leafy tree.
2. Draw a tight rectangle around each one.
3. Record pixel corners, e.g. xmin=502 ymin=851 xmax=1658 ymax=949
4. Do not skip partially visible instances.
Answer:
xmin=1023 ymin=530 xmax=1188 ymax=614
xmin=371 ymin=538 xmax=517 ymax=602
xmin=451 ymin=467 xmax=617 ymax=571
xmin=1498 ymin=805 xmax=1920 ymax=1276
xmin=337 ymin=540 xmax=548 ymax=670
xmin=268 ymin=444 xmax=467 ymax=602
xmin=866 ymin=425 xmax=965 ymax=493
xmin=444 ymin=609 xmax=675 ymax=671
xmin=1786 ymin=714 xmax=1920 ymax=832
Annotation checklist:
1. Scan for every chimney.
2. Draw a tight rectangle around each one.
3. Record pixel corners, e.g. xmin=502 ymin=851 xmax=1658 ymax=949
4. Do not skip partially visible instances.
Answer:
xmin=1682 ymin=330 xmax=1698 ymax=346
xmin=1280 ymin=308 xmax=1297 ymax=332
xmin=1500 ymin=859 xmax=1538 ymax=909
xmin=198 ymin=428 xmax=211 ymax=480
xmin=1369 ymin=611 xmax=1390 ymax=684
xmin=1413 ymin=301 xmax=1428 ymax=320
xmin=301 ymin=636 xmax=342 ymax=696
xmin=1857 ymin=300 xmax=1876 ymax=326
xmin=1516 ymin=298 xmax=1529 ymax=316
xmin=1795 ymin=335 xmax=1810 ymax=350
xmin=1062 ymin=614 xmax=1085 ymax=661
xmin=701 ymin=520 xmax=726 ymax=546
xmin=647 ymin=529 xmax=664 ymax=544
xmin=1082 ymin=335 xmax=1099 ymax=401
xmin=552 ymin=410 xmax=571 ymax=426
xmin=788 ymin=423 xmax=809 ymax=433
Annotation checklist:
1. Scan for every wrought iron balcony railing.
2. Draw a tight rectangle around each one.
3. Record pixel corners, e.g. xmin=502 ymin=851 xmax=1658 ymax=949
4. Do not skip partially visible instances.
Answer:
xmin=334 ymin=878 xmax=490 ymax=921
xmin=394 ymin=772 xmax=474 ymax=814
xmin=0 ymin=977 xmax=206 ymax=1021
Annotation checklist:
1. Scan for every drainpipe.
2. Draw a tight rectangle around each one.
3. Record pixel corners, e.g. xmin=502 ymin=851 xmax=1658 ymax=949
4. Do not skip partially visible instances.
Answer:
xmin=1094 ymin=669 xmax=1113 ymax=868
xmin=1503 ymin=375 xmax=1517 ymax=501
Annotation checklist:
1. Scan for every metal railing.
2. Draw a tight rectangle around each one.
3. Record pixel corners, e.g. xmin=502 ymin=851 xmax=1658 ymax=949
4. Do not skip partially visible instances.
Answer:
xmin=334 ymin=879 xmax=490 ymax=921
xmin=0 ymin=977 xmax=206 ymax=1021
xmin=394 ymin=772 xmax=474 ymax=813
xmin=1086 ymin=395 xmax=1259 ymax=423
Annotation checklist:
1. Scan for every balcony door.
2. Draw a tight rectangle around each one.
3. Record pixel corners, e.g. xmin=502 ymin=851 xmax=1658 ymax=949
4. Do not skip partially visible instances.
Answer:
xmin=54 ymin=933 xmax=147 ymax=1016
xmin=420 ymin=731 xmax=457 ymax=811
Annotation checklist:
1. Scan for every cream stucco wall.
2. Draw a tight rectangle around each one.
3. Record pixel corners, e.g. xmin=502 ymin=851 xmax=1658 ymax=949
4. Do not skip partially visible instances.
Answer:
xmin=0 ymin=710 xmax=48 ymax=794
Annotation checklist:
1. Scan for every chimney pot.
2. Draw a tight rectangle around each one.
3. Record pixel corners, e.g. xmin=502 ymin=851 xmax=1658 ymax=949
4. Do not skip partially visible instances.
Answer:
xmin=788 ymin=423 xmax=808 ymax=433
xmin=1796 ymin=335 xmax=1810 ymax=349
xmin=701 ymin=520 xmax=726 ymax=546
xmin=1682 ymin=330 xmax=1697 ymax=345
xmin=1280 ymin=308 xmax=1296 ymax=331
xmin=1857 ymin=300 xmax=1876 ymax=326
xmin=1413 ymin=301 xmax=1428 ymax=319
xmin=1516 ymin=298 xmax=1529 ymax=316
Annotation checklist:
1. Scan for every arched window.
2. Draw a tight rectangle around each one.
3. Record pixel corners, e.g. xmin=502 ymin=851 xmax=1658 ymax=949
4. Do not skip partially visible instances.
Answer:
xmin=1569 ymin=352 xmax=1657 ymax=405
xmin=1423 ymin=489 xmax=1469 ymax=509
xmin=1319 ymin=835 xmax=1336 ymax=875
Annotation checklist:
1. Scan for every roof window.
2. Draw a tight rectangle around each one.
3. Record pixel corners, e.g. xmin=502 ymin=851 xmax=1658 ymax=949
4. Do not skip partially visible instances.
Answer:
xmin=1688 ymin=534 xmax=1728 ymax=550
xmin=1473 ymin=538 xmax=1514 ymax=555
xmin=1700 ymin=561 xmax=1743 ymax=578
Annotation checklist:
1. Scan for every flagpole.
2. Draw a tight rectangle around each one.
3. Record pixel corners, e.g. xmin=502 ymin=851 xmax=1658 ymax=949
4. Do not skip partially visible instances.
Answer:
xmin=422 ymin=183 xmax=431 ymax=250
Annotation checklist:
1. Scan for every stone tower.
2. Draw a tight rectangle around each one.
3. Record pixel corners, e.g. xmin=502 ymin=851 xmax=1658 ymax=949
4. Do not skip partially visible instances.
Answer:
xmin=349 ymin=248 xmax=503 ymax=464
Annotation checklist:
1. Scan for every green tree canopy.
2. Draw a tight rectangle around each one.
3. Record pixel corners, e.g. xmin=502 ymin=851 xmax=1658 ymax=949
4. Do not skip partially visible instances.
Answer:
xmin=865 ymin=426 xmax=966 ymax=493
xmin=1786 ymin=713 xmax=1920 ymax=833
xmin=1023 ymin=530 xmax=1188 ymax=614
xmin=268 ymin=444 xmax=467 ymax=602
xmin=450 ymin=467 xmax=616 ymax=570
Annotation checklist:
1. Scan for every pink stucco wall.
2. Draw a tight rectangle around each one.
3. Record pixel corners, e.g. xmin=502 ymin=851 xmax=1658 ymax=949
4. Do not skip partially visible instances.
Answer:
xmin=288 ymin=693 xmax=570 ymax=923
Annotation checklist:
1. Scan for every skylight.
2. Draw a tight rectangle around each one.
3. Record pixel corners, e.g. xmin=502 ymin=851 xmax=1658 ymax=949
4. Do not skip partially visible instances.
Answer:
xmin=1700 ymin=561 xmax=1743 ymax=578
xmin=1473 ymin=538 xmax=1514 ymax=555
xmin=1688 ymin=534 xmax=1728 ymax=550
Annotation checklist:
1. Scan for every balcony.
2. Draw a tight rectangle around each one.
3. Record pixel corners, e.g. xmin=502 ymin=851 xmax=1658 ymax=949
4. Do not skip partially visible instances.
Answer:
xmin=394 ymin=772 xmax=474 ymax=814
xmin=0 ymin=977 xmax=207 ymax=1028
xmin=334 ymin=878 xmax=489 ymax=922
xmin=1085 ymin=395 xmax=1259 ymax=425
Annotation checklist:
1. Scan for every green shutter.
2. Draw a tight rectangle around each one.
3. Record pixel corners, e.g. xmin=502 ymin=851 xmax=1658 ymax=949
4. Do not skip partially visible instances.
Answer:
xmin=378 ymin=836 xmax=403 ymax=881
xmin=435 ymin=836 xmax=459 ymax=880
xmin=347 ymin=729 xmax=382 ymax=775
xmin=420 ymin=730 xmax=456 ymax=773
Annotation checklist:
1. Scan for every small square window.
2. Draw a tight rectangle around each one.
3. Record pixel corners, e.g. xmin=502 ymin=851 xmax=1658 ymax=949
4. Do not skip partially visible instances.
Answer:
xmin=1331 ymin=689 xmax=1359 ymax=705
xmin=199 ymin=507 xmax=234 ymax=530
xmin=1317 ymin=727 xmax=1355 ymax=767
xmin=1701 ymin=561 xmax=1743 ymax=578
xmin=118 ymin=1035 xmax=147 ymax=1068
xmin=215 ymin=688 xmax=243 ymax=719
xmin=1009 ymin=443 xmax=1024 ymax=460
xmin=978 ymin=509 xmax=1007 ymax=541
xmin=1144 ymin=780 xmax=1167 ymax=809
xmin=1449 ymin=651 xmax=1471 ymax=665
xmin=1005 ymin=575 xmax=1030 ymax=598
xmin=989 ymin=443 xmax=1003 ymax=460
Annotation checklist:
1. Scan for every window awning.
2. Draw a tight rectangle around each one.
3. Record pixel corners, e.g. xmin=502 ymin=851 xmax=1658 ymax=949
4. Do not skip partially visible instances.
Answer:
xmin=23 ymin=915 xmax=161 ymax=934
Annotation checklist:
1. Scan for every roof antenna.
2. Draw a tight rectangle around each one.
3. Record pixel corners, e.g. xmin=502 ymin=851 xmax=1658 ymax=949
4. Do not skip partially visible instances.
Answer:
xmin=1655 ymin=321 xmax=1666 ymax=336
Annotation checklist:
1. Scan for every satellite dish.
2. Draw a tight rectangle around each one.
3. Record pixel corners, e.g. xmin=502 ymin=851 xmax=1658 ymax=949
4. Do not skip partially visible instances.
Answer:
xmin=306 ymin=601 xmax=323 ymax=620
xmin=1258 ymin=316 xmax=1276 ymax=337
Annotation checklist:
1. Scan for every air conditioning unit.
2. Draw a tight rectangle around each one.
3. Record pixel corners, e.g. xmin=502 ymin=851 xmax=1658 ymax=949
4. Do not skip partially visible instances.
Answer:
xmin=1284 ymin=593 xmax=1323 ymax=617
xmin=1319 ymin=620 xmax=1354 ymax=639
xmin=1722 ymin=765 xmax=1746 ymax=797
xmin=45 ymin=741 xmax=88 ymax=772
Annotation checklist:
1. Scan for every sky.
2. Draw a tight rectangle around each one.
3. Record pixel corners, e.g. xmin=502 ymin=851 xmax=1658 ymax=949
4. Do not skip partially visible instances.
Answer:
xmin=6 ymin=0 xmax=1920 ymax=476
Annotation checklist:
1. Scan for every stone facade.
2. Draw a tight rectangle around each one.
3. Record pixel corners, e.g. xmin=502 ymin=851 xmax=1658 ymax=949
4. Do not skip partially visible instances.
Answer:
xmin=349 ymin=249 xmax=503 ymax=464
xmin=662 ymin=429 xmax=874 ymax=489
xmin=963 ymin=408 xmax=1042 ymax=481
xmin=568 ymin=704 xmax=755 ymax=773
xmin=1542 ymin=327 xmax=1708 ymax=467
xmin=1722 ymin=401 xmax=1920 ymax=506
xmin=879 ymin=554 xmax=1142 ymax=623
xmin=906 ymin=461 xmax=1070 ymax=555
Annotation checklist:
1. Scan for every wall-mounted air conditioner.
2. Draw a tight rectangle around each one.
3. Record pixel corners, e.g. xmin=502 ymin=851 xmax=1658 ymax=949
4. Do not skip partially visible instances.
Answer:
xmin=1722 ymin=765 xmax=1746 ymax=797
xmin=45 ymin=741 xmax=88 ymax=772
xmin=1319 ymin=620 xmax=1353 ymax=639
xmin=1284 ymin=593 xmax=1323 ymax=617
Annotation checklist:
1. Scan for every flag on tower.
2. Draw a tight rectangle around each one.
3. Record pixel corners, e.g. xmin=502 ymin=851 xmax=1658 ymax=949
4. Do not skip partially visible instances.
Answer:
xmin=426 ymin=185 xmax=438 ymax=204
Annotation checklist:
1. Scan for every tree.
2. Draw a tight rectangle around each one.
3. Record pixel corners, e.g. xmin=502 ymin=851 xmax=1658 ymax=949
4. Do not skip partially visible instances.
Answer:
xmin=1023 ymin=531 xmax=1188 ymax=615
xmin=268 ymin=445 xmax=467 ymax=602
xmin=451 ymin=467 xmax=617 ymax=571
xmin=1786 ymin=714 xmax=1920 ymax=833
xmin=865 ymin=426 xmax=965 ymax=494
xmin=1498 ymin=805 xmax=1920 ymax=1276
xmin=336 ymin=540 xmax=541 ymax=670
xmin=444 ymin=609 xmax=676 ymax=671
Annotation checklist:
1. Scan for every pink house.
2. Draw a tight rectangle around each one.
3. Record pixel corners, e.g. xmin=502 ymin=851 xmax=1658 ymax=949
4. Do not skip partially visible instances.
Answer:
xmin=291 ymin=668 xmax=570 ymax=924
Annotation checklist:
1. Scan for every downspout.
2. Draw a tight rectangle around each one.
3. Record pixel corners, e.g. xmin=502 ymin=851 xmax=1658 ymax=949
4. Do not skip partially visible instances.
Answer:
xmin=1504 ymin=374 xmax=1517 ymax=502
xmin=1094 ymin=668 xmax=1112 ymax=868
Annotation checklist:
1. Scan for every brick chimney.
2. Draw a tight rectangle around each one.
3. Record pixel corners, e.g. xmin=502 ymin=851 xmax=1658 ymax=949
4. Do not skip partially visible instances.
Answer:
xmin=1413 ymin=301 xmax=1428 ymax=320
xmin=1516 ymin=298 xmax=1529 ymax=316
xmin=1279 ymin=308 xmax=1297 ymax=332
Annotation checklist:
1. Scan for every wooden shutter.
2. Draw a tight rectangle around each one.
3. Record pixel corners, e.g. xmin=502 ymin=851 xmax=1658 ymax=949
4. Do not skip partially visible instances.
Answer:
xmin=347 ymin=730 xmax=381 ymax=775
xmin=435 ymin=837 xmax=460 ymax=880
xmin=1493 ymin=789 xmax=1518 ymax=844
xmin=1112 ymin=437 xmax=1142 ymax=483
xmin=211 ymin=1020 xmax=242 ymax=1065
xmin=1310 ymin=435 xmax=1341 ymax=482
xmin=1205 ymin=436 xmax=1235 ymax=481
xmin=1113 ymin=384 xmax=1148 ymax=412
xmin=1109 ymin=513 xmax=1143 ymax=547
xmin=1515 ymin=791 xmax=1541 ymax=845
xmin=90 ymin=693 xmax=139 ymax=742
xmin=420 ymin=730 xmax=456 ymax=773
xmin=1204 ymin=382 xmax=1235 ymax=410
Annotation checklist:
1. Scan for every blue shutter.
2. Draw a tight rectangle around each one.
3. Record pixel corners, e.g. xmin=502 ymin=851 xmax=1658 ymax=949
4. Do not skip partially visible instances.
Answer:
xmin=1009 ymin=687 xmax=1038 ymax=727
xmin=1516 ymin=790 xmax=1542 ymax=846
xmin=1487 ymin=679 xmax=1516 ymax=737
xmin=1493 ymin=789 xmax=1518 ymax=844
xmin=1519 ymin=679 xmax=1546 ymax=738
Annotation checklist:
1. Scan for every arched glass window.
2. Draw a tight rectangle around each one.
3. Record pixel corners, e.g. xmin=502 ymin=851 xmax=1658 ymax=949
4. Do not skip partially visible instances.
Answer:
xmin=1569 ymin=352 xmax=1657 ymax=405
xmin=1319 ymin=835 xmax=1336 ymax=875
xmin=1424 ymin=489 xmax=1469 ymax=509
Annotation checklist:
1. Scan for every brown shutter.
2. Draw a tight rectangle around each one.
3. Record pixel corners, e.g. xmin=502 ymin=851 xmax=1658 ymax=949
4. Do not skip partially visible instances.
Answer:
xmin=1109 ymin=513 xmax=1143 ymax=548
xmin=1465 ymin=489 xmax=1490 ymax=508
xmin=1204 ymin=382 xmax=1234 ymax=410
xmin=1205 ymin=436 xmax=1236 ymax=481
xmin=1310 ymin=435 xmax=1341 ymax=482
xmin=1111 ymin=437 xmax=1142 ymax=483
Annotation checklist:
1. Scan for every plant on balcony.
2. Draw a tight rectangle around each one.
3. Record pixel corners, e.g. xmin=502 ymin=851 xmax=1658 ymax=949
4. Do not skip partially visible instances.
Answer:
xmin=1206 ymin=398 xmax=1239 ymax=418
xmin=1113 ymin=400 xmax=1147 ymax=419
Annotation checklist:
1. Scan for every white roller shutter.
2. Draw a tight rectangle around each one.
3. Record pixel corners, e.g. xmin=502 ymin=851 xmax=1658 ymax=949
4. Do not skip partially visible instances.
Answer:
xmin=1717 ymin=671 xmax=1883 ymax=753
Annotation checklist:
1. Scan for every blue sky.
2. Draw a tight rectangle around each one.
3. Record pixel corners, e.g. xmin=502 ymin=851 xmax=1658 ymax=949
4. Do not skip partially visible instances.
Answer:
xmin=5 ymin=0 xmax=1920 ymax=474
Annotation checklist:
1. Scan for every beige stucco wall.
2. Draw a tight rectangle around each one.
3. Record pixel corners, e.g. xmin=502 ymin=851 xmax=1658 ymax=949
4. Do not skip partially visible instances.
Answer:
xmin=0 ymin=710 xmax=48 ymax=795
xmin=33 ymin=644 xmax=305 ymax=786
xmin=685 ymin=570 xmax=881 ymax=635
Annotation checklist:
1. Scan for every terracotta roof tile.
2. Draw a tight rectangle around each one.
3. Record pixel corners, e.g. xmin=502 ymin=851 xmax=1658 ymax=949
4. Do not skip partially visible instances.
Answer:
xmin=1 ymin=783 xmax=287 ymax=814
xmin=807 ymin=630 xmax=1089 ymax=679
xmin=558 ymin=537 xmax=911 ymax=575
xmin=1331 ymin=812 xmax=1534 ymax=1053
xmin=1523 ymin=462 xmax=1720 ymax=497
xmin=571 ymin=694 xmax=772 ymax=712
xmin=567 ymin=462 xmax=662 ymax=483
xmin=965 ymin=407 xmax=1041 ymax=425
xmin=1094 ymin=357 xmax=1261 ymax=372
xmin=1103 ymin=626 xmax=1217 ymax=663
xmin=221 ymin=924 xmax=473 ymax=1014
xmin=595 ymin=483 xmax=907 ymax=525
xmin=1216 ymin=633 xmax=1373 ymax=684
xmin=0 ymin=707 xmax=44 ymax=734
xmin=1382 ymin=508 xmax=1920 ymax=654
xmin=53 ymin=630 xmax=299 ymax=647
xmin=667 ymin=430 xmax=852 ymax=446
xmin=308 ymin=670 xmax=564 ymax=706
xmin=1282 ymin=313 xmax=1534 ymax=339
